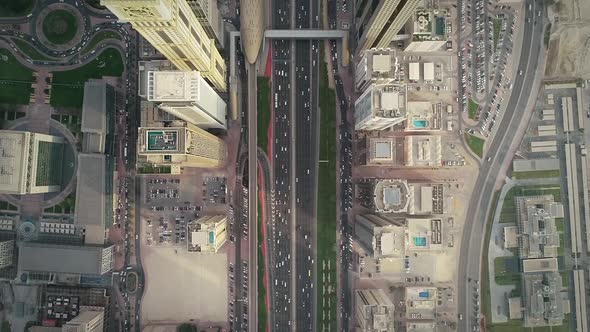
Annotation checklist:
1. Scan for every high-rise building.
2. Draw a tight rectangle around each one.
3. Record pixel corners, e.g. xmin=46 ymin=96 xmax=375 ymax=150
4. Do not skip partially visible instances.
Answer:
xmin=355 ymin=84 xmax=406 ymax=131
xmin=355 ymin=289 xmax=396 ymax=331
xmin=186 ymin=0 xmax=224 ymax=47
xmin=102 ymin=0 xmax=227 ymax=91
xmin=356 ymin=0 xmax=421 ymax=53
xmin=137 ymin=122 xmax=227 ymax=168
xmin=187 ymin=215 xmax=227 ymax=253
xmin=146 ymin=70 xmax=227 ymax=129
xmin=0 ymin=130 xmax=65 ymax=195
xmin=355 ymin=48 xmax=396 ymax=92
xmin=63 ymin=310 xmax=104 ymax=332
xmin=354 ymin=215 xmax=406 ymax=258
xmin=0 ymin=240 xmax=14 ymax=269
xmin=18 ymin=243 xmax=114 ymax=276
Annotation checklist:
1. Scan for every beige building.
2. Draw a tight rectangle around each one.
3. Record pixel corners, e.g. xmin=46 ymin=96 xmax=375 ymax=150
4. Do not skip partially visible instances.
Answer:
xmin=355 ymin=289 xmax=395 ymax=331
xmin=102 ymin=0 xmax=227 ymax=91
xmin=239 ymin=0 xmax=264 ymax=64
xmin=187 ymin=215 xmax=227 ymax=253
xmin=146 ymin=70 xmax=227 ymax=129
xmin=0 ymin=130 xmax=65 ymax=195
xmin=405 ymin=135 xmax=442 ymax=167
xmin=0 ymin=240 xmax=14 ymax=269
xmin=356 ymin=0 xmax=421 ymax=53
xmin=354 ymin=214 xmax=407 ymax=258
xmin=138 ymin=122 xmax=227 ymax=168
xmin=355 ymin=48 xmax=396 ymax=92
xmin=355 ymin=84 xmax=407 ymax=131
xmin=186 ymin=0 xmax=224 ymax=47
xmin=63 ymin=310 xmax=104 ymax=332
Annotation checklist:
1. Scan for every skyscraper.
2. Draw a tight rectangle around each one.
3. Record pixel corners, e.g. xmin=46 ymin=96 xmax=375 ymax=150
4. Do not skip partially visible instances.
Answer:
xmin=186 ymin=0 xmax=224 ymax=47
xmin=138 ymin=122 xmax=227 ymax=168
xmin=102 ymin=0 xmax=227 ymax=91
xmin=355 ymin=289 xmax=396 ymax=331
xmin=146 ymin=70 xmax=227 ymax=129
xmin=356 ymin=0 xmax=421 ymax=53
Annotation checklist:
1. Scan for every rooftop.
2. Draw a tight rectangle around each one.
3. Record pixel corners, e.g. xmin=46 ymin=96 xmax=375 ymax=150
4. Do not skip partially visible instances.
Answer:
xmin=148 ymin=71 xmax=198 ymax=102
xmin=145 ymin=130 xmax=179 ymax=152
xmin=81 ymin=80 xmax=110 ymax=134
xmin=18 ymin=243 xmax=113 ymax=275
xmin=0 ymin=131 xmax=27 ymax=194
xmin=75 ymin=154 xmax=107 ymax=245
xmin=374 ymin=179 xmax=410 ymax=213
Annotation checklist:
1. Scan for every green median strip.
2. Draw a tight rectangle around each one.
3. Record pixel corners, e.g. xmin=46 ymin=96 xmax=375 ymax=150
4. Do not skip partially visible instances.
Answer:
xmin=257 ymin=77 xmax=271 ymax=152
xmin=316 ymin=47 xmax=337 ymax=332
xmin=512 ymin=169 xmax=560 ymax=179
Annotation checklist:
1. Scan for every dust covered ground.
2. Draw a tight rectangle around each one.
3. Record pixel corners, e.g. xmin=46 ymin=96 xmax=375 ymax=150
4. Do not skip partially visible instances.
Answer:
xmin=545 ymin=0 xmax=590 ymax=79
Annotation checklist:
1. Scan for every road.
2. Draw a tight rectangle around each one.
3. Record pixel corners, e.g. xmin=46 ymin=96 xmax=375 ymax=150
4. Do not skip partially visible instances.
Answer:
xmin=457 ymin=1 xmax=544 ymax=330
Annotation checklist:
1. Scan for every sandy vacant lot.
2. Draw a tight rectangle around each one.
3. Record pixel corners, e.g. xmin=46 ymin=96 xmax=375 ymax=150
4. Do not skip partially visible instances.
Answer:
xmin=141 ymin=246 xmax=228 ymax=324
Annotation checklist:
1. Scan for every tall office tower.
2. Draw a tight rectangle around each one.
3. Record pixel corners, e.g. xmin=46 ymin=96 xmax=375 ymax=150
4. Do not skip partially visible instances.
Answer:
xmin=186 ymin=0 xmax=224 ymax=48
xmin=63 ymin=310 xmax=104 ymax=332
xmin=356 ymin=0 xmax=421 ymax=53
xmin=187 ymin=215 xmax=227 ymax=253
xmin=354 ymin=84 xmax=406 ymax=131
xmin=0 ymin=240 xmax=14 ymax=269
xmin=354 ymin=215 xmax=406 ymax=258
xmin=138 ymin=122 xmax=227 ymax=168
xmin=102 ymin=0 xmax=227 ymax=91
xmin=146 ymin=70 xmax=227 ymax=129
xmin=0 ymin=130 xmax=65 ymax=195
xmin=355 ymin=289 xmax=396 ymax=331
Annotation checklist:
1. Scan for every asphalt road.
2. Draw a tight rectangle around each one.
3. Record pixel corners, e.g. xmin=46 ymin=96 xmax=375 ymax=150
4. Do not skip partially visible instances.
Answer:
xmin=457 ymin=1 xmax=544 ymax=330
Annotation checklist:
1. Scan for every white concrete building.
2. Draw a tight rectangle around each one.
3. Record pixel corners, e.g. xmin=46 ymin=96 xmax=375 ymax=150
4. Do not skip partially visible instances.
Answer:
xmin=355 ymin=48 xmax=396 ymax=92
xmin=355 ymin=84 xmax=407 ymax=131
xmin=147 ymin=70 xmax=227 ymax=129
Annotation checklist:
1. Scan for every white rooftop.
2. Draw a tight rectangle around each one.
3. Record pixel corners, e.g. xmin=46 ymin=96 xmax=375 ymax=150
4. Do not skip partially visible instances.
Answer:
xmin=372 ymin=54 xmax=391 ymax=72
xmin=380 ymin=91 xmax=399 ymax=111
xmin=0 ymin=131 xmax=26 ymax=194
xmin=149 ymin=71 xmax=199 ymax=102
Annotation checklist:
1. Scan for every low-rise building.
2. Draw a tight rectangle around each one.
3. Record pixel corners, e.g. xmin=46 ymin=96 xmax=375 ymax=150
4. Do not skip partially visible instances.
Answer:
xmin=0 ymin=130 xmax=65 ymax=195
xmin=523 ymin=272 xmax=564 ymax=327
xmin=516 ymin=196 xmax=562 ymax=259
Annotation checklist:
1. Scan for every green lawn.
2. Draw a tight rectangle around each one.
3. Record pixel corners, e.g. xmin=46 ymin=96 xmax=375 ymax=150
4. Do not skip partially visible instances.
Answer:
xmin=44 ymin=192 xmax=75 ymax=214
xmin=1 ymin=321 xmax=10 ymax=332
xmin=81 ymin=30 xmax=122 ymax=55
xmin=0 ymin=48 xmax=34 ymax=104
xmin=0 ymin=201 xmax=18 ymax=211
xmin=42 ymin=10 xmax=78 ymax=45
xmin=257 ymin=77 xmax=271 ymax=152
xmin=481 ymin=192 xmax=499 ymax=330
xmin=13 ymin=39 xmax=53 ymax=61
xmin=50 ymin=47 xmax=123 ymax=107
xmin=137 ymin=165 xmax=171 ymax=174
xmin=317 ymin=49 xmax=337 ymax=331
xmin=468 ymin=98 xmax=479 ymax=119
xmin=0 ymin=0 xmax=34 ymax=16
xmin=499 ymin=185 xmax=561 ymax=223
xmin=544 ymin=23 xmax=552 ymax=48
xmin=176 ymin=324 xmax=198 ymax=332
xmin=512 ymin=169 xmax=560 ymax=179
xmin=464 ymin=133 xmax=485 ymax=158
xmin=492 ymin=18 xmax=502 ymax=48
xmin=494 ymin=256 xmax=520 ymax=285
xmin=258 ymin=202 xmax=268 ymax=332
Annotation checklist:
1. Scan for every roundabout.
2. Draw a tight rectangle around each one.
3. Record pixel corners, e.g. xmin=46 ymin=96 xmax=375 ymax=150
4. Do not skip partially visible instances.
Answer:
xmin=42 ymin=9 xmax=78 ymax=45
xmin=36 ymin=4 xmax=85 ymax=51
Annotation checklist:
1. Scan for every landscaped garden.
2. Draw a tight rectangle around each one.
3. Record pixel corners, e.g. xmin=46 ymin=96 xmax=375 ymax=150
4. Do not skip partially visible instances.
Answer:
xmin=0 ymin=48 xmax=34 ymax=104
xmin=0 ymin=0 xmax=34 ymax=16
xmin=50 ymin=47 xmax=124 ymax=108
xmin=42 ymin=9 xmax=79 ymax=45
xmin=464 ymin=133 xmax=485 ymax=157
xmin=13 ymin=38 xmax=54 ymax=61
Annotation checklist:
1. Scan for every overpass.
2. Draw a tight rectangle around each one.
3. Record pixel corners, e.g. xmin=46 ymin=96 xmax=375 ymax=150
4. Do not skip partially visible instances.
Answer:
xmin=264 ymin=29 xmax=349 ymax=66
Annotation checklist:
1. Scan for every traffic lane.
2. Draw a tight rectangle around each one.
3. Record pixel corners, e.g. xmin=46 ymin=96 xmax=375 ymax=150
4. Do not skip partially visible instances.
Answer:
xmin=458 ymin=2 xmax=543 ymax=328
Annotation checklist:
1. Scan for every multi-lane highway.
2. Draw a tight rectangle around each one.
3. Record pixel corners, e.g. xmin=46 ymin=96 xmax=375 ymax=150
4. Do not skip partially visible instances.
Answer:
xmin=293 ymin=0 xmax=320 ymax=329
xmin=457 ymin=1 xmax=545 ymax=331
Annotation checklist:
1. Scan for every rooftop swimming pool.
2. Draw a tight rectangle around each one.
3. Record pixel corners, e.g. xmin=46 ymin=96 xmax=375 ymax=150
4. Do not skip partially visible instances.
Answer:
xmin=412 ymin=119 xmax=429 ymax=128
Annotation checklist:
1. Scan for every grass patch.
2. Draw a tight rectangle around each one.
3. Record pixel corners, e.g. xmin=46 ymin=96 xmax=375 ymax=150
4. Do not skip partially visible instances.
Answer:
xmin=0 ymin=0 xmax=34 ymax=16
xmin=137 ymin=165 xmax=171 ymax=174
xmin=468 ymin=98 xmax=479 ymax=119
xmin=44 ymin=192 xmax=75 ymax=214
xmin=317 ymin=48 xmax=337 ymax=331
xmin=257 ymin=201 xmax=268 ymax=332
xmin=42 ymin=10 xmax=78 ymax=45
xmin=492 ymin=18 xmax=502 ymax=48
xmin=0 ymin=48 xmax=34 ymax=104
xmin=544 ymin=23 xmax=552 ymax=48
xmin=1 ymin=321 xmax=10 ymax=332
xmin=555 ymin=218 xmax=564 ymax=232
xmin=13 ymin=39 xmax=53 ymax=61
xmin=0 ymin=201 xmax=18 ymax=211
xmin=464 ymin=133 xmax=485 ymax=158
xmin=176 ymin=324 xmax=198 ymax=332
xmin=81 ymin=30 xmax=122 ymax=55
xmin=499 ymin=185 xmax=561 ymax=223
xmin=257 ymin=77 xmax=271 ymax=152
xmin=50 ymin=47 xmax=123 ymax=108
xmin=512 ymin=169 xmax=560 ymax=179
xmin=481 ymin=192 xmax=499 ymax=330
xmin=551 ymin=314 xmax=571 ymax=332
